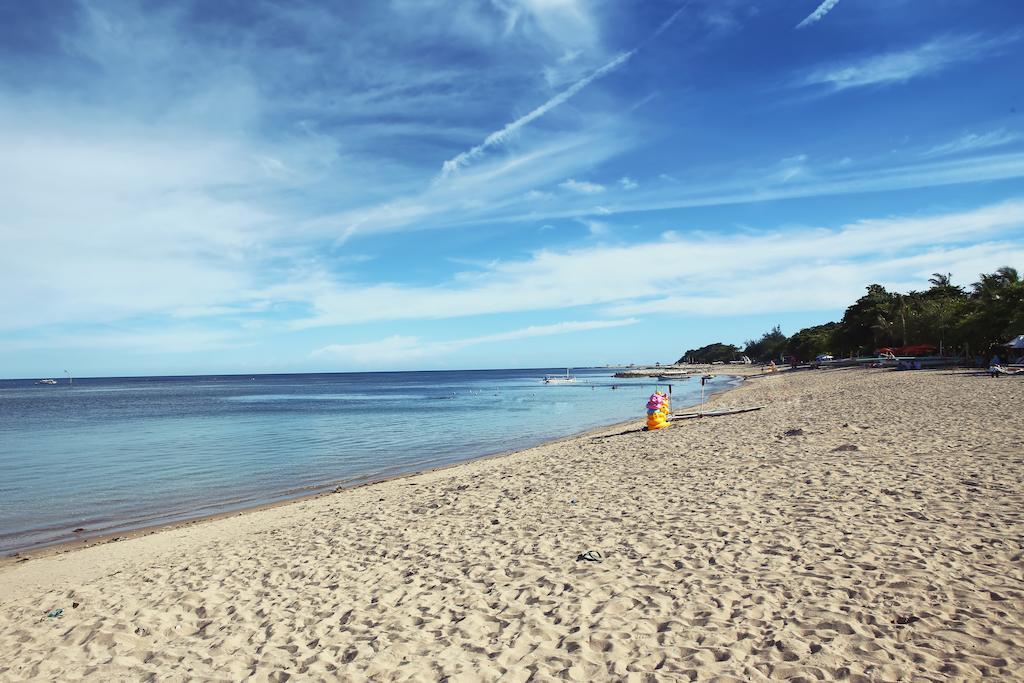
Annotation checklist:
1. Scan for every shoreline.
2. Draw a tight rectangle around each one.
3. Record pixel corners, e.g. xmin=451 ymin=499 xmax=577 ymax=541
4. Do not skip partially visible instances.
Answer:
xmin=1 ymin=376 xmax=745 ymax=567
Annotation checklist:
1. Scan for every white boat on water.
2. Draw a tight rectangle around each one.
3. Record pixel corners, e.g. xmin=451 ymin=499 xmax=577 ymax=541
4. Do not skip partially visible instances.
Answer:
xmin=35 ymin=379 xmax=58 ymax=385
xmin=543 ymin=369 xmax=576 ymax=384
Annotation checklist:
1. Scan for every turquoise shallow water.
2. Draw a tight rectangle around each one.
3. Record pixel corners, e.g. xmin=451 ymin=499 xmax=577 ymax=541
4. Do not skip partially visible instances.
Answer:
xmin=0 ymin=368 xmax=736 ymax=553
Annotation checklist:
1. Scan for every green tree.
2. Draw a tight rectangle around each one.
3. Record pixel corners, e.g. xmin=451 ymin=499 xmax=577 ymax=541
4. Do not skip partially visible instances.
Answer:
xmin=743 ymin=325 xmax=788 ymax=362
xmin=678 ymin=267 xmax=1021 ymax=363
xmin=676 ymin=342 xmax=741 ymax=364
xmin=787 ymin=322 xmax=838 ymax=360
xmin=834 ymin=284 xmax=895 ymax=354
xmin=962 ymin=266 xmax=1024 ymax=351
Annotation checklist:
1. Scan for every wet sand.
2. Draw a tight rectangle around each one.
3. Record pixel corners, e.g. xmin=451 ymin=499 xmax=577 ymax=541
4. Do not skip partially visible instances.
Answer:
xmin=1 ymin=367 xmax=1022 ymax=680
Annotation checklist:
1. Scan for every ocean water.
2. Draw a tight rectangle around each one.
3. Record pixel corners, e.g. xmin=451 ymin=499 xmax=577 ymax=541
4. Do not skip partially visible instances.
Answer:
xmin=0 ymin=368 xmax=736 ymax=554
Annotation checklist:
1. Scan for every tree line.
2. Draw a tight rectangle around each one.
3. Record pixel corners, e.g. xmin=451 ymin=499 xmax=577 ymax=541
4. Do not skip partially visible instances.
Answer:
xmin=677 ymin=267 xmax=1024 ymax=363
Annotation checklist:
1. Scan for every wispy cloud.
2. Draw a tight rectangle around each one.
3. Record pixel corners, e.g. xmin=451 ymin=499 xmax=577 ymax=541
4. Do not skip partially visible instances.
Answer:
xmin=438 ymin=50 xmax=635 ymax=180
xmin=313 ymin=128 xmax=633 ymax=240
xmin=560 ymin=178 xmax=606 ymax=194
xmin=796 ymin=0 xmax=842 ymax=30
xmin=435 ymin=149 xmax=1024 ymax=231
xmin=619 ymin=176 xmax=639 ymax=190
xmin=801 ymin=34 xmax=1016 ymax=91
xmin=923 ymin=129 xmax=1022 ymax=158
xmin=311 ymin=318 xmax=639 ymax=365
xmin=438 ymin=3 xmax=692 ymax=179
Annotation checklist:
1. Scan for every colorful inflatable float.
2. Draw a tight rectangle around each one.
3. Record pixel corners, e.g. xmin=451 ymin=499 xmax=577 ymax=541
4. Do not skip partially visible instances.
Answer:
xmin=645 ymin=391 xmax=671 ymax=430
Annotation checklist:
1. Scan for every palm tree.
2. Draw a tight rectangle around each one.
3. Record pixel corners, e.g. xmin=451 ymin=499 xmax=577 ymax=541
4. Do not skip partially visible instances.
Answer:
xmin=973 ymin=266 xmax=1020 ymax=299
xmin=893 ymin=293 xmax=908 ymax=346
xmin=996 ymin=266 xmax=1020 ymax=284
xmin=969 ymin=266 xmax=1024 ymax=350
xmin=872 ymin=314 xmax=895 ymax=347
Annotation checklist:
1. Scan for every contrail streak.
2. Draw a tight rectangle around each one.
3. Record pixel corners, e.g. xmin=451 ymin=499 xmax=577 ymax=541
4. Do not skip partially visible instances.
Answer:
xmin=438 ymin=1 xmax=693 ymax=181
xmin=796 ymin=0 xmax=841 ymax=29
xmin=439 ymin=50 xmax=634 ymax=180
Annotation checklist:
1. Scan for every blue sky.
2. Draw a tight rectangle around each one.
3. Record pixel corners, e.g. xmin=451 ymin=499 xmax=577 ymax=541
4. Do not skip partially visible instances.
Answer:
xmin=2 ymin=0 xmax=1023 ymax=377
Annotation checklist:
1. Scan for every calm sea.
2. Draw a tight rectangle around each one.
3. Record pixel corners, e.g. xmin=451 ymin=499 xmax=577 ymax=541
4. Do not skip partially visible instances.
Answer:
xmin=0 ymin=368 xmax=736 ymax=554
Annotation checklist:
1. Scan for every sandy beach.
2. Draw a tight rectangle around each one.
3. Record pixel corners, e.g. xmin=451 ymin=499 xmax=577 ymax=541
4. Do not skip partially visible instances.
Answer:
xmin=2 ymin=367 xmax=1022 ymax=681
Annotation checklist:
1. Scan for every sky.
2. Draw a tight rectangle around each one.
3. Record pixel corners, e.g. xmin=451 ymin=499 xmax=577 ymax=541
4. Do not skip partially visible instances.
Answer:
xmin=2 ymin=0 xmax=1023 ymax=377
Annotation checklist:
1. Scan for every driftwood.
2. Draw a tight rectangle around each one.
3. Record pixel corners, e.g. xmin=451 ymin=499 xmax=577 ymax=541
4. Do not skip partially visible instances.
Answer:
xmin=670 ymin=406 xmax=764 ymax=420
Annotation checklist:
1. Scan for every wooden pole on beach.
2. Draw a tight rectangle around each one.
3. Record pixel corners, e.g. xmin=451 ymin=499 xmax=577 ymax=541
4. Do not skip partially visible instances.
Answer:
xmin=699 ymin=375 xmax=706 ymax=417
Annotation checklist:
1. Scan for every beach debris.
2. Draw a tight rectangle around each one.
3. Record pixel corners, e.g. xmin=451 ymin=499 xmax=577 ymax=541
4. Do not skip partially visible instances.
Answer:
xmin=45 ymin=608 xmax=64 ymax=619
xmin=892 ymin=614 xmax=920 ymax=625
xmin=832 ymin=444 xmax=859 ymax=452
xmin=72 ymin=602 xmax=80 ymax=609
xmin=570 ymin=499 xmax=577 ymax=506
xmin=645 ymin=392 xmax=671 ymax=430
xmin=783 ymin=428 xmax=804 ymax=437
xmin=490 ymin=519 xmax=499 ymax=525
xmin=576 ymin=550 xmax=603 ymax=562
xmin=72 ymin=527 xmax=86 ymax=533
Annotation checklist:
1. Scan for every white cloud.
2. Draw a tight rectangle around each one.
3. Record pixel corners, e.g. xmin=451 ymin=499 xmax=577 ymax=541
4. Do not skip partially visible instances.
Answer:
xmin=311 ymin=318 xmax=640 ymax=365
xmin=801 ymin=34 xmax=1016 ymax=91
xmin=619 ymin=176 xmax=639 ymax=190
xmin=773 ymin=154 xmax=811 ymax=183
xmin=606 ymin=242 xmax=1024 ymax=317
xmin=0 ymin=108 xmax=278 ymax=330
xmin=560 ymin=178 xmax=606 ymax=194
xmin=2 ymin=326 xmax=246 ymax=354
xmin=310 ymin=335 xmax=427 ymax=366
xmin=923 ymin=129 xmax=1022 ymax=158
xmin=285 ymin=199 xmax=1024 ymax=328
xmin=306 ymin=141 xmax=1024 ymax=243
xmin=315 ymin=129 xmax=633 ymax=238
xmin=796 ymin=0 xmax=842 ymax=30
xmin=577 ymin=218 xmax=610 ymax=235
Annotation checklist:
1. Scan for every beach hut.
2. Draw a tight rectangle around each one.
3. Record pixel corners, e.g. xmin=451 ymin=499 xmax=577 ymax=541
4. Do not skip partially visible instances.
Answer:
xmin=1004 ymin=335 xmax=1024 ymax=362
xmin=1004 ymin=335 xmax=1024 ymax=349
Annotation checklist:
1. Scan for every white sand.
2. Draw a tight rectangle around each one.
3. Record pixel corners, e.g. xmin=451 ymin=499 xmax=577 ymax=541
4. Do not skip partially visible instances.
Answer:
xmin=1 ymin=368 xmax=1023 ymax=681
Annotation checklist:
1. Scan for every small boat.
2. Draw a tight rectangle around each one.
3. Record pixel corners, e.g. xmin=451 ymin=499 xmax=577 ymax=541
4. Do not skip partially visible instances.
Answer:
xmin=35 ymin=379 xmax=58 ymax=385
xmin=657 ymin=375 xmax=690 ymax=381
xmin=543 ymin=369 xmax=576 ymax=384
